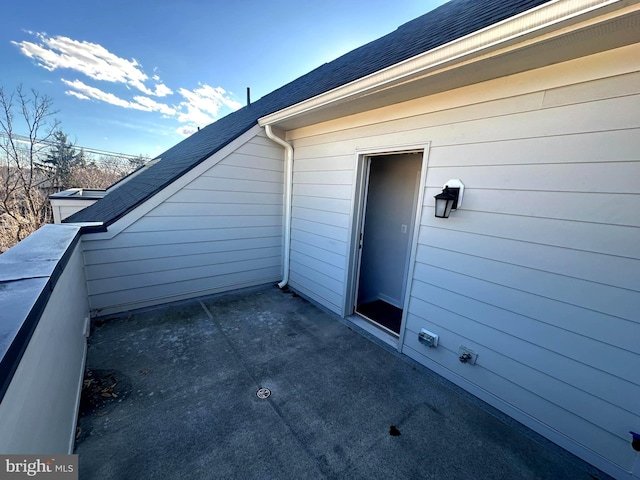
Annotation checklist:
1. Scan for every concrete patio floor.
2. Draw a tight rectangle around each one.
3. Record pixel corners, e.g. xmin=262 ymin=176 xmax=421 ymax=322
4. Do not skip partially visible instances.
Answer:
xmin=75 ymin=285 xmax=610 ymax=480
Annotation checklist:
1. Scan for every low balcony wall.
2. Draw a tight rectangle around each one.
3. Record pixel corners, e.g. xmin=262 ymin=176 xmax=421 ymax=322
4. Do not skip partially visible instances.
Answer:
xmin=49 ymin=189 xmax=105 ymax=224
xmin=0 ymin=224 xmax=90 ymax=453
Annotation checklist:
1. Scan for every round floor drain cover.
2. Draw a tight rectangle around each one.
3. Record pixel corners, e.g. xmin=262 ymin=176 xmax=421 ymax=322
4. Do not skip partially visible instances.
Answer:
xmin=256 ymin=388 xmax=271 ymax=399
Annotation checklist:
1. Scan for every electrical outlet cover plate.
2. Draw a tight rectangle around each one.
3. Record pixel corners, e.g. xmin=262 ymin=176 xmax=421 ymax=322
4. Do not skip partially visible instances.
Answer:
xmin=419 ymin=328 xmax=439 ymax=348
xmin=458 ymin=346 xmax=478 ymax=365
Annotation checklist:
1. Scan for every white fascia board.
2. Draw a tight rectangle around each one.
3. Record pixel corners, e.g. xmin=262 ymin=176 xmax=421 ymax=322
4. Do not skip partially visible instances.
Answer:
xmin=49 ymin=189 xmax=83 ymax=198
xmin=49 ymin=198 xmax=100 ymax=208
xmin=258 ymin=0 xmax=635 ymax=127
xmin=83 ymin=124 xmax=264 ymax=241
xmin=64 ymin=222 xmax=104 ymax=228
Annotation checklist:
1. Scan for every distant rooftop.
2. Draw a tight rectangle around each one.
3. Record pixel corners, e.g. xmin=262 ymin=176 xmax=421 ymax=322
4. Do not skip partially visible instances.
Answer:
xmin=49 ymin=189 xmax=107 ymax=200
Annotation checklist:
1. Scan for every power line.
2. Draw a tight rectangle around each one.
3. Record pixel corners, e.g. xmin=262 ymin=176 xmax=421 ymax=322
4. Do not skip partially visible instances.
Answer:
xmin=0 ymin=132 xmax=151 ymax=160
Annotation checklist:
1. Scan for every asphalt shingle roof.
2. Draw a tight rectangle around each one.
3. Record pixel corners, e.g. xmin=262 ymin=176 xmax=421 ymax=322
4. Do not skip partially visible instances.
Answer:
xmin=65 ymin=0 xmax=552 ymax=225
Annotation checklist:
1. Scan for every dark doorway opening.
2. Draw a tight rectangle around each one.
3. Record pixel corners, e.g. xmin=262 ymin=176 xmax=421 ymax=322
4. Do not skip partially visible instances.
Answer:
xmin=355 ymin=153 xmax=421 ymax=336
xmin=356 ymin=299 xmax=403 ymax=334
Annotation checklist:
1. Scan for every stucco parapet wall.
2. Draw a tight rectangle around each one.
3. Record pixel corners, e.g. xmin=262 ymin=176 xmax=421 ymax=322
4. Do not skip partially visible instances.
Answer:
xmin=0 ymin=224 xmax=83 ymax=401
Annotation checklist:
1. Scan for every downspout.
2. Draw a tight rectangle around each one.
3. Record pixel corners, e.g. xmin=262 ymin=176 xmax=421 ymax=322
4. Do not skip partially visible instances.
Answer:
xmin=264 ymin=124 xmax=293 ymax=289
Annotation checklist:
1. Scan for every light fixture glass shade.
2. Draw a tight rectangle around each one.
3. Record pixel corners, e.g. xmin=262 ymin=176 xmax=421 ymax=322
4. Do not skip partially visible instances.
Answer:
xmin=434 ymin=187 xmax=458 ymax=218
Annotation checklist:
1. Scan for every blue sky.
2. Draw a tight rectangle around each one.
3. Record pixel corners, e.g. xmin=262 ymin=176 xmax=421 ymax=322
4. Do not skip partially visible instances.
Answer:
xmin=2 ymin=1 xmax=448 ymax=158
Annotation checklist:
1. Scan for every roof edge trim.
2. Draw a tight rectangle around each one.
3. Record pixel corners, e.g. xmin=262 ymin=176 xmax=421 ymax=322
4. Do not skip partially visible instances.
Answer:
xmin=80 ymin=123 xmax=264 ymax=240
xmin=258 ymin=0 xmax=632 ymax=127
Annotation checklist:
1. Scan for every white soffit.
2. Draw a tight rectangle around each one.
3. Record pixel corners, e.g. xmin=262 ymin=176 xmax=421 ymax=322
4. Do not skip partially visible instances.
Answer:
xmin=258 ymin=0 xmax=640 ymax=130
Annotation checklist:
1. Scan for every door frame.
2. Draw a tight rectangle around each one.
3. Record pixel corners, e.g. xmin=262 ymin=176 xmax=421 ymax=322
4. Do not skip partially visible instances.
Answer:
xmin=344 ymin=143 xmax=431 ymax=351
xmin=352 ymin=156 xmax=372 ymax=317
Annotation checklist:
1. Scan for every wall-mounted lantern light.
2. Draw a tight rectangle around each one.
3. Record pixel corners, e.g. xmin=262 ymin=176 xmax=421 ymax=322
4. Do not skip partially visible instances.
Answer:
xmin=434 ymin=179 xmax=464 ymax=218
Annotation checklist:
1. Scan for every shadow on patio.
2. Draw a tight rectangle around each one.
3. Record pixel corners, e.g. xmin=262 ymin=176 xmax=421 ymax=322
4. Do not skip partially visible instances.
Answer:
xmin=74 ymin=285 xmax=607 ymax=479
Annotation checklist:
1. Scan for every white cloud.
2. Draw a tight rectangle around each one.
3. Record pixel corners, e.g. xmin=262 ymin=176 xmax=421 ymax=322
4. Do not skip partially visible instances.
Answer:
xmin=65 ymin=90 xmax=90 ymax=100
xmin=153 ymin=83 xmax=173 ymax=97
xmin=132 ymin=95 xmax=176 ymax=117
xmin=63 ymin=77 xmax=241 ymax=134
xmin=62 ymin=79 xmax=146 ymax=110
xmin=176 ymin=125 xmax=198 ymax=137
xmin=176 ymin=84 xmax=242 ymax=128
xmin=12 ymin=33 xmax=172 ymax=97
xmin=13 ymin=32 xmax=243 ymax=136
xmin=62 ymin=79 xmax=177 ymax=116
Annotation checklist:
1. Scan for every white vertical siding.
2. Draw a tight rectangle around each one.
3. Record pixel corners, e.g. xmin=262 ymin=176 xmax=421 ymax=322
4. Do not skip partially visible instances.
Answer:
xmin=82 ymin=131 xmax=284 ymax=316
xmin=286 ymin=45 xmax=640 ymax=477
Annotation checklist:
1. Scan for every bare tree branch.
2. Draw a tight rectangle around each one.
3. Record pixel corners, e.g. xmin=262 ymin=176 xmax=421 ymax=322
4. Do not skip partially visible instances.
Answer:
xmin=0 ymin=85 xmax=58 ymax=251
xmin=0 ymin=85 xmax=142 ymax=251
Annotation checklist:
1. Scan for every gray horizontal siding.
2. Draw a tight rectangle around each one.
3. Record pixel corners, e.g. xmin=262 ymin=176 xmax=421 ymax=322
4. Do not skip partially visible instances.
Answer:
xmin=291 ymin=206 xmax=350 ymax=229
xmin=289 ymin=229 xmax=349 ymax=257
xmin=287 ymin=47 xmax=640 ymax=475
xmin=90 ymin=266 xmax=281 ymax=314
xmin=166 ymin=190 xmax=283 ymax=205
xmin=290 ymin=92 xmax=639 ymax=153
xmin=147 ymin=203 xmax=283 ymax=217
xmin=424 ymin=209 xmax=640 ymax=258
xmin=87 ymin=256 xmax=281 ymax=297
xmin=83 ymin=226 xmax=282 ymax=250
xmin=290 ymin=239 xmax=346 ymax=268
xmin=288 ymin=269 xmax=343 ymax=314
xmin=125 ymin=215 xmax=281 ymax=233
xmin=415 ymin=242 xmax=637 ymax=321
xmin=418 ymin=224 xmax=638 ymax=307
xmin=294 ymin=155 xmax=355 ymax=171
xmin=401 ymin=333 xmax=633 ymax=470
xmin=439 ymin=188 xmax=640 ymax=227
xmin=86 ymin=246 xmax=281 ymax=281
xmin=292 ymin=183 xmax=351 ymax=200
xmin=186 ymin=177 xmax=283 ymax=194
xmin=286 ymin=153 xmax=354 ymax=315
xmin=83 ymin=130 xmax=284 ymax=315
xmin=408 ymin=277 xmax=640 ymax=393
xmin=406 ymin=89 xmax=640 ymax=471
xmin=428 ymin=128 xmax=640 ymax=167
xmin=84 ymin=237 xmax=281 ymax=264
xmin=411 ymin=259 xmax=639 ymax=355
xmin=426 ymin=161 xmax=640 ymax=193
